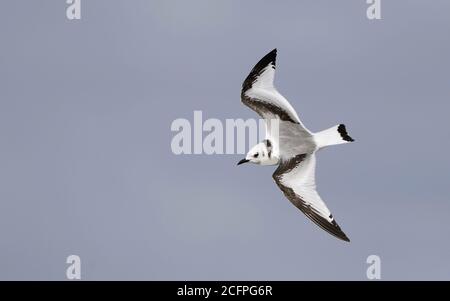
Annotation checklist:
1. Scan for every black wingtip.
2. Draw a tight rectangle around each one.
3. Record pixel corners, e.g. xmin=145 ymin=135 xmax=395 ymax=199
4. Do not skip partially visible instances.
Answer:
xmin=251 ymin=48 xmax=277 ymax=74
xmin=242 ymin=49 xmax=278 ymax=92
xmin=338 ymin=124 xmax=354 ymax=142
xmin=262 ymin=48 xmax=277 ymax=68
xmin=330 ymin=219 xmax=351 ymax=242
xmin=341 ymin=234 xmax=351 ymax=242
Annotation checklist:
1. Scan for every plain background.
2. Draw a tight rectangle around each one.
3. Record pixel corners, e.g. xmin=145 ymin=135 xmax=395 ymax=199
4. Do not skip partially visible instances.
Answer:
xmin=0 ymin=0 xmax=449 ymax=280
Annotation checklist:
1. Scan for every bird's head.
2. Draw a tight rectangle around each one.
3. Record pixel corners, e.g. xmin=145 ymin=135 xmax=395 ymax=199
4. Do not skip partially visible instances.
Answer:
xmin=237 ymin=142 xmax=269 ymax=166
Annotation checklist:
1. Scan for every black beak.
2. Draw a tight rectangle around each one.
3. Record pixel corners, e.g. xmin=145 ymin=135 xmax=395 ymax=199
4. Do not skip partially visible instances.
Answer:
xmin=237 ymin=158 xmax=249 ymax=166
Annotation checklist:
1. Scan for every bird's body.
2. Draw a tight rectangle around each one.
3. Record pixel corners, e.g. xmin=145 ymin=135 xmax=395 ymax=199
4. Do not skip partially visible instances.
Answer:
xmin=238 ymin=49 xmax=354 ymax=242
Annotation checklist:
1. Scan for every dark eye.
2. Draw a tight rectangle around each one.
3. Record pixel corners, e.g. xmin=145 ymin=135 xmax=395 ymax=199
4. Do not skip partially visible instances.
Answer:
xmin=253 ymin=153 xmax=259 ymax=158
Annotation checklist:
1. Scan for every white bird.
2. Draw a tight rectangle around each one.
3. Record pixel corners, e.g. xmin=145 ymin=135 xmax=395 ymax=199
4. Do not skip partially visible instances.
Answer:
xmin=238 ymin=49 xmax=354 ymax=242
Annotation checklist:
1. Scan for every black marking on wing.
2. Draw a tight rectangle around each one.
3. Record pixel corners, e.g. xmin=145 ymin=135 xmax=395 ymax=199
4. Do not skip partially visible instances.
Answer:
xmin=241 ymin=49 xmax=299 ymax=124
xmin=242 ymin=48 xmax=277 ymax=92
xmin=241 ymin=97 xmax=299 ymax=124
xmin=272 ymin=154 xmax=350 ymax=242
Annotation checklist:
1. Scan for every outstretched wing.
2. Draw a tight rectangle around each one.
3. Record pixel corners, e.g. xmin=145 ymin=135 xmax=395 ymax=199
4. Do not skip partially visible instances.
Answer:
xmin=241 ymin=49 xmax=316 ymax=159
xmin=272 ymin=153 xmax=350 ymax=242
xmin=241 ymin=49 xmax=311 ymax=133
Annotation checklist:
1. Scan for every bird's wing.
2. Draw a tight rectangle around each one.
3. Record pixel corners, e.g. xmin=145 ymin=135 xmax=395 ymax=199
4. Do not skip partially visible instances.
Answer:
xmin=272 ymin=153 xmax=350 ymax=242
xmin=241 ymin=49 xmax=315 ymax=159
xmin=241 ymin=49 xmax=312 ymax=135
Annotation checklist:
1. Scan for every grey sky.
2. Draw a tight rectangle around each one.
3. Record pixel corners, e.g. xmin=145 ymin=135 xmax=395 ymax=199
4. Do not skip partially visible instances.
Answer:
xmin=0 ymin=0 xmax=449 ymax=280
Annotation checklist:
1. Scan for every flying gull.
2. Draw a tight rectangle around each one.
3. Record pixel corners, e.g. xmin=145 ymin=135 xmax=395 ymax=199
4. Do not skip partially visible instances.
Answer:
xmin=238 ymin=49 xmax=354 ymax=242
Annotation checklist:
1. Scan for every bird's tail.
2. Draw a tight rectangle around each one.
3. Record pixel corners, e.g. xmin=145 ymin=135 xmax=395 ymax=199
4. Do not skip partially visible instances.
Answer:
xmin=314 ymin=124 xmax=354 ymax=150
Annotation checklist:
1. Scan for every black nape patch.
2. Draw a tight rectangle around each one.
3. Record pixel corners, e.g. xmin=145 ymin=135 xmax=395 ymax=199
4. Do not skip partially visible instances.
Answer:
xmin=264 ymin=139 xmax=272 ymax=148
xmin=263 ymin=139 xmax=273 ymax=158
xmin=338 ymin=124 xmax=354 ymax=142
